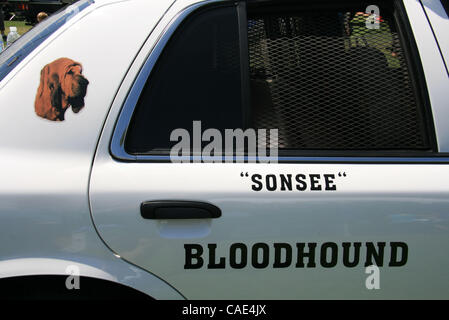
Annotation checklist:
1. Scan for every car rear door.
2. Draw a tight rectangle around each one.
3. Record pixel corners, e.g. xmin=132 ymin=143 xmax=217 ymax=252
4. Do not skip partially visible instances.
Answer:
xmin=89 ymin=0 xmax=449 ymax=299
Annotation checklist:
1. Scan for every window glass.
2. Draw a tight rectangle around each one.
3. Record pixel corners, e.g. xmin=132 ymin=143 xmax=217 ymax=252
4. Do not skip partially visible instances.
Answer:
xmin=441 ymin=0 xmax=449 ymax=17
xmin=0 ymin=0 xmax=94 ymax=82
xmin=124 ymin=1 xmax=432 ymax=156
xmin=125 ymin=5 xmax=243 ymax=154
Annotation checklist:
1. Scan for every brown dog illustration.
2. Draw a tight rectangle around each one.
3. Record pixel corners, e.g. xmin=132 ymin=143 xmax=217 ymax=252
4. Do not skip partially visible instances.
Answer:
xmin=34 ymin=58 xmax=89 ymax=121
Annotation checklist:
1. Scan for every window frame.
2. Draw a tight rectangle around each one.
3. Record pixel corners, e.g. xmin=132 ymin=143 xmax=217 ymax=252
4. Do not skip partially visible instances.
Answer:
xmin=110 ymin=0 xmax=448 ymax=164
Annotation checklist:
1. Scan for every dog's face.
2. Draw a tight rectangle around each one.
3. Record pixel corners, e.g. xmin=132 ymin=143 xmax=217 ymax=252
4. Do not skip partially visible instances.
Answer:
xmin=35 ymin=57 xmax=89 ymax=121
xmin=61 ymin=62 xmax=89 ymax=113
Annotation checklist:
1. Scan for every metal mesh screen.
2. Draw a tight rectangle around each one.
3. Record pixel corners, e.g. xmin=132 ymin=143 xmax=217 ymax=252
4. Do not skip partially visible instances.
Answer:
xmin=248 ymin=8 xmax=430 ymax=150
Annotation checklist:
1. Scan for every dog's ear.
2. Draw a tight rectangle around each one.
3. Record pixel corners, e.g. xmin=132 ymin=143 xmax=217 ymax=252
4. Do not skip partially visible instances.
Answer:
xmin=36 ymin=65 xmax=48 ymax=100
xmin=35 ymin=65 xmax=51 ymax=118
xmin=49 ymin=73 xmax=63 ymax=112
xmin=35 ymin=63 xmax=65 ymax=120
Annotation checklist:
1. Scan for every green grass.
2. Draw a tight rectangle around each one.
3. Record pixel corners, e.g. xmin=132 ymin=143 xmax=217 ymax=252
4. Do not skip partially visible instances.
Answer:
xmin=2 ymin=20 xmax=33 ymax=48
xmin=4 ymin=20 xmax=33 ymax=36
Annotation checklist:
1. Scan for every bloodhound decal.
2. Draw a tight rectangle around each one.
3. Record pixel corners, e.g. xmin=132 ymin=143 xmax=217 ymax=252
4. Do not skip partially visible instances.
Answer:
xmin=34 ymin=58 xmax=89 ymax=121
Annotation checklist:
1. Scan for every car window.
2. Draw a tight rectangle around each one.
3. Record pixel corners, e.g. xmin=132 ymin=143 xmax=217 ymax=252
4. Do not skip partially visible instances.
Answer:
xmin=247 ymin=1 xmax=432 ymax=151
xmin=0 ymin=0 xmax=94 ymax=82
xmin=124 ymin=0 xmax=434 ymax=156
xmin=125 ymin=5 xmax=243 ymax=154
xmin=442 ymin=0 xmax=449 ymax=17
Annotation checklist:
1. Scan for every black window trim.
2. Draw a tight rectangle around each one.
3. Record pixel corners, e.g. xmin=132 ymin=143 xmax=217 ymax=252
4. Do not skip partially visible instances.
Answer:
xmin=110 ymin=0 xmax=448 ymax=164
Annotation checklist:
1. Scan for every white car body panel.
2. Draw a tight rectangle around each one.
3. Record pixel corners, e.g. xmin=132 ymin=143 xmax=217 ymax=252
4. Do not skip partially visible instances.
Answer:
xmin=90 ymin=161 xmax=449 ymax=299
xmin=0 ymin=0 xmax=182 ymax=299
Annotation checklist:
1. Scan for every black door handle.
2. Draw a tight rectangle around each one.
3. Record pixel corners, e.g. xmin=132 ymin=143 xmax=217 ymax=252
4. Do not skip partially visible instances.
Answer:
xmin=141 ymin=201 xmax=221 ymax=220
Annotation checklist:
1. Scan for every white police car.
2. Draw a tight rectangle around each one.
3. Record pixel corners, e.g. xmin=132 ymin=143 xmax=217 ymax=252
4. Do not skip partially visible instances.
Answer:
xmin=0 ymin=0 xmax=448 ymax=300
